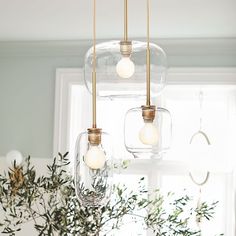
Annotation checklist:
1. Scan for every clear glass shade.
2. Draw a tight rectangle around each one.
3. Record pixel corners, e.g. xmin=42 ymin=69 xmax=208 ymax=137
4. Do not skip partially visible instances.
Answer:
xmin=84 ymin=40 xmax=167 ymax=99
xmin=124 ymin=107 xmax=172 ymax=159
xmin=75 ymin=131 xmax=113 ymax=207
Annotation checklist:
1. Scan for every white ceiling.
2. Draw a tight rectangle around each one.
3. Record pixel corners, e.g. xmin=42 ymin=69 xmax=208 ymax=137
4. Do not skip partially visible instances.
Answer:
xmin=0 ymin=0 xmax=235 ymax=40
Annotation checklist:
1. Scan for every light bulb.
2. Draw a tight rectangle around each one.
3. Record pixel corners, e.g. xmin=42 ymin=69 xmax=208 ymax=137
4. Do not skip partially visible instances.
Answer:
xmin=139 ymin=122 xmax=158 ymax=145
xmin=6 ymin=150 xmax=23 ymax=167
xmin=85 ymin=145 xmax=106 ymax=170
xmin=116 ymin=57 xmax=135 ymax=78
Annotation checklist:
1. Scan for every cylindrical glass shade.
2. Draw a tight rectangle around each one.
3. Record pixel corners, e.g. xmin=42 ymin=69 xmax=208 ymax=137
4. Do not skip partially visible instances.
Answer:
xmin=75 ymin=131 xmax=113 ymax=207
xmin=124 ymin=107 xmax=172 ymax=159
xmin=84 ymin=40 xmax=167 ymax=99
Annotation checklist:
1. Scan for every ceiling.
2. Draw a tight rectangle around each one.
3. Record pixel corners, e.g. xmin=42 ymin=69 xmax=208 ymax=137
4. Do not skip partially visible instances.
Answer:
xmin=0 ymin=0 xmax=235 ymax=40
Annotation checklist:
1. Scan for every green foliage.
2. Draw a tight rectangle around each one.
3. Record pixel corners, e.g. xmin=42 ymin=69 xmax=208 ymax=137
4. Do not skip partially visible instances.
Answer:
xmin=0 ymin=153 xmax=220 ymax=236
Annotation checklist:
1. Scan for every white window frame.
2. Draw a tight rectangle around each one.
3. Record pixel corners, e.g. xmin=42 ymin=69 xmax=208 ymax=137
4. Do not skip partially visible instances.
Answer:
xmin=54 ymin=67 xmax=236 ymax=235
xmin=54 ymin=67 xmax=236 ymax=155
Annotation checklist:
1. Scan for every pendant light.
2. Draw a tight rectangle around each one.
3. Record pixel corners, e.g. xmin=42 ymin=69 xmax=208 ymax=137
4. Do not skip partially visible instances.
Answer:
xmin=83 ymin=2 xmax=167 ymax=99
xmin=116 ymin=0 xmax=135 ymax=79
xmin=75 ymin=0 xmax=113 ymax=207
xmin=124 ymin=0 xmax=172 ymax=159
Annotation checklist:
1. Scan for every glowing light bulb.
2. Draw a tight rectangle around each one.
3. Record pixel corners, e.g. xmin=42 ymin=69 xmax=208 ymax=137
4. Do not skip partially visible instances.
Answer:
xmin=85 ymin=145 xmax=106 ymax=170
xmin=116 ymin=57 xmax=135 ymax=78
xmin=6 ymin=150 xmax=23 ymax=167
xmin=139 ymin=122 xmax=158 ymax=145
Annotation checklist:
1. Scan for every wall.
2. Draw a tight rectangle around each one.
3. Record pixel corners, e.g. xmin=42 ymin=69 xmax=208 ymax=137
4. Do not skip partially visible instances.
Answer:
xmin=0 ymin=41 xmax=87 ymax=158
xmin=0 ymin=39 xmax=236 ymax=158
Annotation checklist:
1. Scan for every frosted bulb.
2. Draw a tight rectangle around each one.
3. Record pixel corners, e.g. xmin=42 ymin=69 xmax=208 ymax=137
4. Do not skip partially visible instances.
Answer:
xmin=85 ymin=146 xmax=106 ymax=170
xmin=6 ymin=150 xmax=23 ymax=167
xmin=139 ymin=123 xmax=158 ymax=145
xmin=116 ymin=57 xmax=135 ymax=78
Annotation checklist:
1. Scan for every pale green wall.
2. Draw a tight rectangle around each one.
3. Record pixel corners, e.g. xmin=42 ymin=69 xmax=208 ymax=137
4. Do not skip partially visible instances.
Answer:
xmin=0 ymin=39 xmax=235 ymax=158
xmin=0 ymin=42 xmax=88 ymax=158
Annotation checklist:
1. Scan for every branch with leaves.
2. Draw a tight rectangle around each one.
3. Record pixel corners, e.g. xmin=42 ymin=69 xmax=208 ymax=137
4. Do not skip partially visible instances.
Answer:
xmin=0 ymin=153 xmax=222 ymax=236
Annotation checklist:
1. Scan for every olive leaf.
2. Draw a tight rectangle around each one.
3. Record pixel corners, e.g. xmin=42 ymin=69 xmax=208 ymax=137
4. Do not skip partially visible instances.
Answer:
xmin=0 ymin=153 xmax=222 ymax=236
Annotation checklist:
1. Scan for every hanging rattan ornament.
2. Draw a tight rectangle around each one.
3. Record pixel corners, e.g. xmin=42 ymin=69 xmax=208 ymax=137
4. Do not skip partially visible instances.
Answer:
xmin=190 ymin=91 xmax=211 ymax=145
xmin=189 ymin=171 xmax=210 ymax=231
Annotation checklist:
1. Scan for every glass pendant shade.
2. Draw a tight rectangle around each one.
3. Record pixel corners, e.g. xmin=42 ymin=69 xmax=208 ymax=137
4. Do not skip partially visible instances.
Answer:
xmin=124 ymin=106 xmax=172 ymax=159
xmin=84 ymin=40 xmax=167 ymax=99
xmin=75 ymin=131 xmax=113 ymax=207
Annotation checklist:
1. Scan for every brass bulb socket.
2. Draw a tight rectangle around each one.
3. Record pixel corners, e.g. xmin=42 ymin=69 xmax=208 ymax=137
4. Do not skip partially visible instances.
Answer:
xmin=120 ymin=40 xmax=132 ymax=57
xmin=88 ymin=128 xmax=102 ymax=145
xmin=141 ymin=105 xmax=156 ymax=123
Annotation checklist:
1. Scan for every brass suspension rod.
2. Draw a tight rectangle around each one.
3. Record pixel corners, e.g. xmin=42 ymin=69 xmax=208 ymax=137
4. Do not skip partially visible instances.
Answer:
xmin=146 ymin=0 xmax=151 ymax=106
xmin=92 ymin=0 xmax=97 ymax=128
xmin=124 ymin=0 xmax=128 ymax=41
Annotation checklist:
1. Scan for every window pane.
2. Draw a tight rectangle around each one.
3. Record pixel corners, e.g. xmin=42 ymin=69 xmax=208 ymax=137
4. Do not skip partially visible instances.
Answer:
xmin=68 ymin=83 xmax=235 ymax=235
xmin=161 ymin=172 xmax=233 ymax=235
xmin=162 ymin=86 xmax=236 ymax=170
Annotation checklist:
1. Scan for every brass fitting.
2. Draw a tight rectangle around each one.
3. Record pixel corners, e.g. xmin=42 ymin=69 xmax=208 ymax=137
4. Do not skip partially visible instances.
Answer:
xmin=141 ymin=105 xmax=156 ymax=123
xmin=120 ymin=40 xmax=132 ymax=57
xmin=88 ymin=128 xmax=102 ymax=145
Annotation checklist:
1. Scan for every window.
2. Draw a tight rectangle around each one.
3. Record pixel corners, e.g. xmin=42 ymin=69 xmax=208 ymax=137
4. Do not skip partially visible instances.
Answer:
xmin=54 ymin=68 xmax=236 ymax=236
